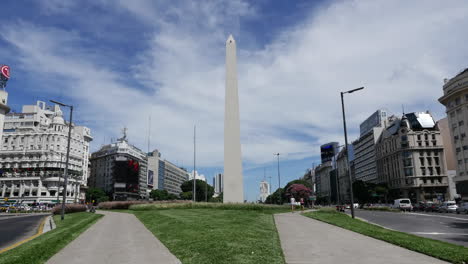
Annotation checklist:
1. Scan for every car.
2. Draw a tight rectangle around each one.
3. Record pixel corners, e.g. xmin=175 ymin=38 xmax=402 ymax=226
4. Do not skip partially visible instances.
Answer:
xmin=413 ymin=202 xmax=427 ymax=211
xmin=393 ymin=198 xmax=412 ymax=211
xmin=456 ymin=202 xmax=468 ymax=214
xmin=424 ymin=202 xmax=439 ymax=212
xmin=439 ymin=201 xmax=458 ymax=213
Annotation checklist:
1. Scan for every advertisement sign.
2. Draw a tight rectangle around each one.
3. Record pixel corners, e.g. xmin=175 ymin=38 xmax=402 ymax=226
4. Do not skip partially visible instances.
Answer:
xmin=148 ymin=170 xmax=154 ymax=186
xmin=1 ymin=65 xmax=10 ymax=79
xmin=320 ymin=142 xmax=338 ymax=163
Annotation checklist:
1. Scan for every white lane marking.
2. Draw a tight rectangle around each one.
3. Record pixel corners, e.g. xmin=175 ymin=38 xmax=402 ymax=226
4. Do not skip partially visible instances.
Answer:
xmin=407 ymin=212 xmax=468 ymax=221
xmin=412 ymin=232 xmax=468 ymax=236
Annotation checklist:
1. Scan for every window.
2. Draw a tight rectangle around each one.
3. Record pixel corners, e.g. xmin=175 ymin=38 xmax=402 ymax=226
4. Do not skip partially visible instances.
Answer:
xmin=436 ymin=167 xmax=441 ymax=175
xmin=424 ymin=134 xmax=428 ymax=140
xmin=459 ymin=159 xmax=463 ymax=165
xmin=434 ymin=157 xmax=439 ymax=165
xmin=460 ymin=121 xmax=465 ymax=126
xmin=462 ymin=133 xmax=466 ymax=138
xmin=432 ymin=134 xmax=436 ymax=140
xmin=418 ymin=142 xmax=422 ymax=146
xmin=451 ymin=112 xmax=456 ymax=118
xmin=417 ymin=134 xmax=421 ymax=140
xmin=427 ymin=157 xmax=432 ymax=165
xmin=420 ymin=157 xmax=425 ymax=165
xmin=404 ymin=168 xmax=413 ymax=176
xmin=3 ymin=138 xmax=7 ymax=143
xmin=457 ymin=147 xmax=461 ymax=153
xmin=464 ymin=145 xmax=468 ymax=150
xmin=456 ymin=97 xmax=461 ymax=105
xmin=419 ymin=151 xmax=424 ymax=156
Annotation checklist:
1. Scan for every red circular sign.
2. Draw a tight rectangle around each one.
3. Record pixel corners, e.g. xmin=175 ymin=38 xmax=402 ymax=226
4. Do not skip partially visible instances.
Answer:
xmin=1 ymin=66 xmax=10 ymax=79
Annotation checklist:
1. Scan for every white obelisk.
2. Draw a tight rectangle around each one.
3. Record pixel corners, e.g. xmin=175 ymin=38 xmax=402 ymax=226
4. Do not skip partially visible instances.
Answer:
xmin=224 ymin=35 xmax=244 ymax=203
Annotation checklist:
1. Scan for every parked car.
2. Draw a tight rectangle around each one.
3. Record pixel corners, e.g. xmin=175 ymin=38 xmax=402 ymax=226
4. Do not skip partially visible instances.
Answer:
xmin=439 ymin=201 xmax=458 ymax=213
xmin=393 ymin=198 xmax=412 ymax=211
xmin=413 ymin=202 xmax=427 ymax=211
xmin=424 ymin=202 xmax=439 ymax=212
xmin=456 ymin=202 xmax=468 ymax=214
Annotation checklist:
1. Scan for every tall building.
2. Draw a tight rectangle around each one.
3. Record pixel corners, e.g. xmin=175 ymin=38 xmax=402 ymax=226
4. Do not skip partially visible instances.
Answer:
xmin=214 ymin=173 xmax=223 ymax=195
xmin=0 ymin=65 xmax=11 ymax=143
xmin=352 ymin=110 xmax=388 ymax=183
xmin=259 ymin=180 xmax=270 ymax=203
xmin=336 ymin=146 xmax=353 ymax=203
xmin=439 ymin=68 xmax=468 ymax=200
xmin=320 ymin=142 xmax=339 ymax=164
xmin=375 ymin=112 xmax=450 ymax=202
xmin=224 ymin=34 xmax=244 ymax=203
xmin=147 ymin=149 xmax=189 ymax=196
xmin=0 ymin=101 xmax=92 ymax=205
xmin=315 ymin=161 xmax=333 ymax=203
xmin=437 ymin=118 xmax=458 ymax=199
xmin=89 ymin=131 xmax=147 ymax=200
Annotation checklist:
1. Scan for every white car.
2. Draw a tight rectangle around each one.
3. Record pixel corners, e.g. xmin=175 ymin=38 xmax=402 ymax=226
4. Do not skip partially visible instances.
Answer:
xmin=439 ymin=201 xmax=458 ymax=213
xmin=456 ymin=202 xmax=468 ymax=214
xmin=393 ymin=198 xmax=412 ymax=211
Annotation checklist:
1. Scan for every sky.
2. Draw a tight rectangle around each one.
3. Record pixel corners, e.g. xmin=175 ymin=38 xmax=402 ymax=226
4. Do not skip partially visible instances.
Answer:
xmin=1 ymin=0 xmax=468 ymax=201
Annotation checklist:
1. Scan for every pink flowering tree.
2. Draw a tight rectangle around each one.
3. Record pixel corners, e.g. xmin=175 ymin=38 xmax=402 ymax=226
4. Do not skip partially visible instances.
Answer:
xmin=286 ymin=184 xmax=312 ymax=201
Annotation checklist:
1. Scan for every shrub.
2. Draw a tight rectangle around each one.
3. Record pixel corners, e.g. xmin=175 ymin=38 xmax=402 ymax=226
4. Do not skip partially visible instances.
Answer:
xmin=97 ymin=200 xmax=187 ymax=210
xmin=130 ymin=202 xmax=289 ymax=211
xmin=51 ymin=204 xmax=87 ymax=215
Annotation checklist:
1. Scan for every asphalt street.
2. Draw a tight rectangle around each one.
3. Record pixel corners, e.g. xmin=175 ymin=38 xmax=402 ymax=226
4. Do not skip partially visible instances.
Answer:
xmin=352 ymin=209 xmax=468 ymax=247
xmin=0 ymin=214 xmax=46 ymax=250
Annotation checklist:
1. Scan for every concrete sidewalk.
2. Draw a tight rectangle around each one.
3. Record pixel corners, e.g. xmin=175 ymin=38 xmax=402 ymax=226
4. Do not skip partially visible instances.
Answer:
xmin=274 ymin=212 xmax=448 ymax=264
xmin=47 ymin=210 xmax=181 ymax=264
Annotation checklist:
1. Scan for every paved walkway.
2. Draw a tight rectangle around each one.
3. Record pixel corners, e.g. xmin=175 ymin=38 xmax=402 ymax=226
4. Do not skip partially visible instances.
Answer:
xmin=47 ymin=210 xmax=181 ymax=264
xmin=274 ymin=212 xmax=448 ymax=264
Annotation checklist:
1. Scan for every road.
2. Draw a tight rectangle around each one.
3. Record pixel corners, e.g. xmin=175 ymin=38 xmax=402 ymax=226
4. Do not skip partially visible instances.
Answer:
xmin=0 ymin=214 xmax=47 ymax=250
xmin=352 ymin=209 xmax=468 ymax=247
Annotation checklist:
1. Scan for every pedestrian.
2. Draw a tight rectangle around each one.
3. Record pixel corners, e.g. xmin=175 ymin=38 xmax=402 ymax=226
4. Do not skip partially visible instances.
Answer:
xmin=290 ymin=196 xmax=296 ymax=213
xmin=300 ymin=197 xmax=305 ymax=211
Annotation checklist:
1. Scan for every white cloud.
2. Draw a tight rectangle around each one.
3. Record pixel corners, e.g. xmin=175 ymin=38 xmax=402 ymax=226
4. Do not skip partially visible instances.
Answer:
xmin=2 ymin=0 xmax=468 ymax=169
xmin=189 ymin=170 xmax=206 ymax=182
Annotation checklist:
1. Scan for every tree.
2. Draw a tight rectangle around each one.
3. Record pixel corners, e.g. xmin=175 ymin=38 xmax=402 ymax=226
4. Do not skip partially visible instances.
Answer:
xmin=180 ymin=191 xmax=193 ymax=200
xmin=265 ymin=188 xmax=284 ymax=204
xmin=86 ymin=187 xmax=109 ymax=203
xmin=282 ymin=179 xmax=313 ymax=203
xmin=210 ymin=192 xmax=223 ymax=203
xmin=150 ymin=189 xmax=170 ymax=201
xmin=285 ymin=184 xmax=311 ymax=201
xmin=180 ymin=179 xmax=214 ymax=202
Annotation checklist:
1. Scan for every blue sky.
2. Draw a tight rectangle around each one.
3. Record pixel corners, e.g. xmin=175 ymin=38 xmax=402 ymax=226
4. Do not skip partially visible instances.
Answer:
xmin=1 ymin=0 xmax=468 ymax=201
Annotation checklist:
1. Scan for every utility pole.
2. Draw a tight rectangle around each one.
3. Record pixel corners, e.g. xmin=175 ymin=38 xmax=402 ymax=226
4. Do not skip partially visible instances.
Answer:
xmin=193 ymin=125 xmax=196 ymax=202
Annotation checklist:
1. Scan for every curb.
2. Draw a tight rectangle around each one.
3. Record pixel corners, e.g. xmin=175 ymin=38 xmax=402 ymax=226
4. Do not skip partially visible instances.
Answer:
xmin=0 ymin=215 xmax=47 ymax=254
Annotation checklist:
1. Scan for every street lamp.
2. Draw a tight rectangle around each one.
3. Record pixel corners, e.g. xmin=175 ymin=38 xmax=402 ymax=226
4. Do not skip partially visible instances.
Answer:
xmin=340 ymin=87 xmax=364 ymax=219
xmin=50 ymin=100 xmax=73 ymax=221
xmin=274 ymin=153 xmax=281 ymax=204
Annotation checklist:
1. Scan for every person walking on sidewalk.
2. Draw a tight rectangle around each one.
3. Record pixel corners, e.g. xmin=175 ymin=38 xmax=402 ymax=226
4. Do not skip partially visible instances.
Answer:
xmin=300 ymin=197 xmax=305 ymax=211
xmin=290 ymin=196 xmax=296 ymax=213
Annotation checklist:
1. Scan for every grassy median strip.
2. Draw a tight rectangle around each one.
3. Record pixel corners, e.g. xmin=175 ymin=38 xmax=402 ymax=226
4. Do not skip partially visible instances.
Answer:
xmin=0 ymin=212 xmax=103 ymax=264
xmin=133 ymin=208 xmax=286 ymax=264
xmin=304 ymin=210 xmax=468 ymax=264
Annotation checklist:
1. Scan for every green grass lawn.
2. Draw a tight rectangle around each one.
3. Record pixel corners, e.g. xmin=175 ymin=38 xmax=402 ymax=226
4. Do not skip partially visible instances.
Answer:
xmin=0 ymin=212 xmax=103 ymax=264
xmin=133 ymin=208 xmax=286 ymax=264
xmin=304 ymin=210 xmax=468 ymax=264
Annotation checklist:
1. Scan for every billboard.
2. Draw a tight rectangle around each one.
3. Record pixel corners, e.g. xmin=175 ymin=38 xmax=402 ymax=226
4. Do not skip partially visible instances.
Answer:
xmin=320 ymin=142 xmax=338 ymax=163
xmin=113 ymin=158 xmax=140 ymax=193
xmin=0 ymin=65 xmax=10 ymax=89
xmin=148 ymin=170 xmax=154 ymax=186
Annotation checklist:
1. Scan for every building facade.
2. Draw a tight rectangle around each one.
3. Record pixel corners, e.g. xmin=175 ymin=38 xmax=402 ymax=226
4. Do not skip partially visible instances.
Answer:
xmin=214 ymin=173 xmax=223 ymax=195
xmin=437 ymin=117 xmax=458 ymax=199
xmin=89 ymin=134 xmax=148 ymax=200
xmin=147 ymin=149 xmax=189 ymax=196
xmin=336 ymin=147 xmax=351 ymax=203
xmin=0 ymin=101 xmax=92 ymax=205
xmin=375 ymin=113 xmax=450 ymax=203
xmin=315 ymin=161 xmax=333 ymax=203
xmin=439 ymin=68 xmax=468 ymax=200
xmin=352 ymin=110 xmax=388 ymax=183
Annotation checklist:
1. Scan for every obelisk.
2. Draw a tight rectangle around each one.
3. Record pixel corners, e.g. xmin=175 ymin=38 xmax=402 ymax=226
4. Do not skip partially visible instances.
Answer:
xmin=224 ymin=35 xmax=244 ymax=203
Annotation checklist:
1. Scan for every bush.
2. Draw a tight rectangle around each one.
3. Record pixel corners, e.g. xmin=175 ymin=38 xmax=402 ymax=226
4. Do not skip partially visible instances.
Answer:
xmin=97 ymin=200 xmax=186 ymax=210
xmin=51 ymin=204 xmax=87 ymax=215
xmin=130 ymin=202 xmax=289 ymax=211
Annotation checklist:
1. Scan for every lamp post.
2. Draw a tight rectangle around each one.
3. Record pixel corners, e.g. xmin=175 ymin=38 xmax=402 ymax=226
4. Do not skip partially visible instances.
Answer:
xmin=193 ymin=125 xmax=196 ymax=202
xmin=340 ymin=87 xmax=364 ymax=219
xmin=274 ymin=153 xmax=281 ymax=204
xmin=50 ymin=100 xmax=73 ymax=221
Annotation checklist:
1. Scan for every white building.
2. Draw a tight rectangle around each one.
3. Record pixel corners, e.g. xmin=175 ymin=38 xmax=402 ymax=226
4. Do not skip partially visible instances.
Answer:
xmin=0 ymin=101 xmax=92 ymax=205
xmin=148 ymin=149 xmax=189 ymax=196
xmin=259 ymin=180 xmax=270 ymax=203
xmin=352 ymin=110 xmax=388 ymax=183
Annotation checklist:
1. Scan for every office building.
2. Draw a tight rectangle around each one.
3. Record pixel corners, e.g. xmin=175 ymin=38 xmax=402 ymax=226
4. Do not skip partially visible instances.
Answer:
xmin=214 ymin=173 xmax=223 ymax=195
xmin=89 ymin=131 xmax=148 ymax=200
xmin=320 ymin=142 xmax=339 ymax=164
xmin=315 ymin=161 xmax=333 ymax=203
xmin=439 ymin=68 xmax=468 ymax=200
xmin=0 ymin=101 xmax=92 ymax=204
xmin=352 ymin=110 xmax=388 ymax=183
xmin=147 ymin=149 xmax=189 ymax=196
xmin=375 ymin=112 xmax=450 ymax=202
